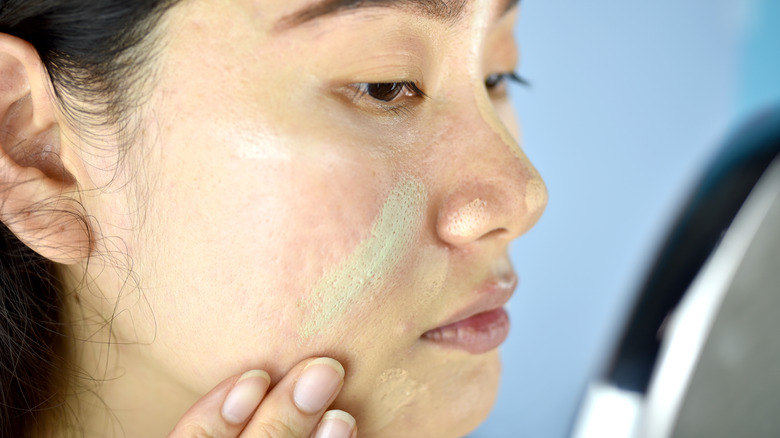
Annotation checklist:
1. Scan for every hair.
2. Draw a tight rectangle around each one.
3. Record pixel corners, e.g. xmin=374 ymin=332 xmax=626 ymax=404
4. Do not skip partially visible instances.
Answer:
xmin=0 ymin=1 xmax=180 ymax=436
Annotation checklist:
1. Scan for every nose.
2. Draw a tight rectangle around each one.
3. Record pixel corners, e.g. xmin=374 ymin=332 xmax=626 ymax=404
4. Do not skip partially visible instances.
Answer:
xmin=434 ymin=91 xmax=547 ymax=248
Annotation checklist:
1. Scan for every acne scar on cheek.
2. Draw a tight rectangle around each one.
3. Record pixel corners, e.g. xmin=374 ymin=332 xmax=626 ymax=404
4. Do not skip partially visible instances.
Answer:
xmin=298 ymin=176 xmax=427 ymax=340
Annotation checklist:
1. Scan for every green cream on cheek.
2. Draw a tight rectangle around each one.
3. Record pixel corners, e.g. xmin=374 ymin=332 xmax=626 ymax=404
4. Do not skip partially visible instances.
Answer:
xmin=299 ymin=176 xmax=427 ymax=340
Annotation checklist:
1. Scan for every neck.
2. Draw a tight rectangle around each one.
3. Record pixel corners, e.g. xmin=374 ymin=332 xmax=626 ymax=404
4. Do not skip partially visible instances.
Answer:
xmin=51 ymin=288 xmax=198 ymax=437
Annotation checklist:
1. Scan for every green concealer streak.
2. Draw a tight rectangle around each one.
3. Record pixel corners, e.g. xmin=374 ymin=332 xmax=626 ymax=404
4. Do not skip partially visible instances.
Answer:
xmin=299 ymin=176 xmax=427 ymax=340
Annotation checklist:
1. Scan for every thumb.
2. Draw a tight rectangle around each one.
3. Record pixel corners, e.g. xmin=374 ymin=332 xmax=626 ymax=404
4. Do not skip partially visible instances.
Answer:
xmin=168 ymin=370 xmax=271 ymax=438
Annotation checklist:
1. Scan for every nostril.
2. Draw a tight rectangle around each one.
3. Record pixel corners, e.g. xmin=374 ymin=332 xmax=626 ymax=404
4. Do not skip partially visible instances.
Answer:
xmin=482 ymin=227 xmax=510 ymax=240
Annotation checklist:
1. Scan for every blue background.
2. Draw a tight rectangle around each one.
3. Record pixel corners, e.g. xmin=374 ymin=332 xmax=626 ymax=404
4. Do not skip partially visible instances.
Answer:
xmin=472 ymin=1 xmax=780 ymax=437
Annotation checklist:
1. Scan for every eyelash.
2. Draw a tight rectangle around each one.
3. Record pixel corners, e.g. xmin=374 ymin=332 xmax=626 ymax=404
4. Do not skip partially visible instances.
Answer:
xmin=485 ymin=72 xmax=530 ymax=90
xmin=350 ymin=71 xmax=529 ymax=115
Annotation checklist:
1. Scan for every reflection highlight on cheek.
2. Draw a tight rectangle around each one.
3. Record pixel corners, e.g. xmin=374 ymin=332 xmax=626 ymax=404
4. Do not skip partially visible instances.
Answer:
xmin=228 ymin=125 xmax=291 ymax=161
xmin=298 ymin=176 xmax=428 ymax=340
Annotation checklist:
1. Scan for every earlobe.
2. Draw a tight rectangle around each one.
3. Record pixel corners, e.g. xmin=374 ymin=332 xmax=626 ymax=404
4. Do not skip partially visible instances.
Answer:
xmin=0 ymin=33 xmax=91 ymax=264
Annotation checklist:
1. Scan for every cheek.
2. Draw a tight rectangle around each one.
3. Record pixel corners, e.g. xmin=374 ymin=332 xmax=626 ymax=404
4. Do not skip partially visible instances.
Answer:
xmin=131 ymin=123 xmax=396 ymax=385
xmin=298 ymin=176 xmax=428 ymax=341
xmin=341 ymin=350 xmax=501 ymax=438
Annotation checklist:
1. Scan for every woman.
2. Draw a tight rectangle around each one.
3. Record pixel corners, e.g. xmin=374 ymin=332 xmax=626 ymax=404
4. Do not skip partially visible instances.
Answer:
xmin=0 ymin=0 xmax=546 ymax=436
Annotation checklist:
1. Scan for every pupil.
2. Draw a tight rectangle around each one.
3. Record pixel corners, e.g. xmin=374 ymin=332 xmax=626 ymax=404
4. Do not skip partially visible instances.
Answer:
xmin=368 ymin=83 xmax=401 ymax=101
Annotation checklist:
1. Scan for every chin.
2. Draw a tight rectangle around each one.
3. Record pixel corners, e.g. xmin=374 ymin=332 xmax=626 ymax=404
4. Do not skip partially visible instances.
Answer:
xmin=431 ymin=350 xmax=502 ymax=438
xmin=354 ymin=350 xmax=502 ymax=438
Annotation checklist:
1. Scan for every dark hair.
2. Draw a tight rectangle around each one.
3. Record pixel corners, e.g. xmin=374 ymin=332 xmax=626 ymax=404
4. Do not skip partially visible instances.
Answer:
xmin=0 ymin=1 xmax=179 ymax=436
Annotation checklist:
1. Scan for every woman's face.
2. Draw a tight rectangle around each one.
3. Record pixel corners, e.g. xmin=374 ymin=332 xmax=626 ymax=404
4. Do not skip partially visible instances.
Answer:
xmin=69 ymin=0 xmax=546 ymax=436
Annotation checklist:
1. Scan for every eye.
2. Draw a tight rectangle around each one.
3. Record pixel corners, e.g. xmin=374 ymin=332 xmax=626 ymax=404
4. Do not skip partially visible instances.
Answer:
xmin=365 ymin=83 xmax=404 ymax=101
xmin=353 ymin=81 xmax=427 ymax=103
xmin=345 ymin=81 xmax=429 ymax=117
xmin=485 ymin=72 xmax=529 ymax=90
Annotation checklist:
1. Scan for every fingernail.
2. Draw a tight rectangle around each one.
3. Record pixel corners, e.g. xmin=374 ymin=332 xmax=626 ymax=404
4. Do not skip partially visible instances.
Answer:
xmin=221 ymin=370 xmax=271 ymax=424
xmin=293 ymin=357 xmax=344 ymax=414
xmin=314 ymin=410 xmax=356 ymax=438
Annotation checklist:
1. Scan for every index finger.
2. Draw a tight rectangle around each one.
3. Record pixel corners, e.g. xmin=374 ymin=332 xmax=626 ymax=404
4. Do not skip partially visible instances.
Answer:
xmin=243 ymin=357 xmax=351 ymax=437
xmin=168 ymin=370 xmax=271 ymax=438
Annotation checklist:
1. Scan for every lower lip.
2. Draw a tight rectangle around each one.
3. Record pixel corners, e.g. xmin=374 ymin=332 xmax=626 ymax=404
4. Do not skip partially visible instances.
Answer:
xmin=421 ymin=308 xmax=510 ymax=354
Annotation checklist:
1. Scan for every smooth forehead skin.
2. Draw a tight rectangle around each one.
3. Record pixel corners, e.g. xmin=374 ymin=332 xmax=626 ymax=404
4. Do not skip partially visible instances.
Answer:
xmin=63 ymin=0 xmax=546 ymax=437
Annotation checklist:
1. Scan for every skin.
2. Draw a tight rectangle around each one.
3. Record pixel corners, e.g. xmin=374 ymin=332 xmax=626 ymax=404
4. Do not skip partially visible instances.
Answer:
xmin=300 ymin=176 xmax=429 ymax=340
xmin=41 ymin=0 xmax=548 ymax=436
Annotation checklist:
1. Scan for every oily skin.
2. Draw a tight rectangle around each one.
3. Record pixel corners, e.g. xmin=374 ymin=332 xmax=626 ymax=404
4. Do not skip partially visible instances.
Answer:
xmin=60 ymin=0 xmax=547 ymax=437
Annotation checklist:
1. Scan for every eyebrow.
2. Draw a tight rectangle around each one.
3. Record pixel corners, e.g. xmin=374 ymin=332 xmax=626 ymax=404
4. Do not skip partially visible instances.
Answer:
xmin=276 ymin=0 xmax=520 ymax=31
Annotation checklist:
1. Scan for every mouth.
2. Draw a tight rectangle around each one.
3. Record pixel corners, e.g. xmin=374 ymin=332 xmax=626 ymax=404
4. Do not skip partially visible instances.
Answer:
xmin=421 ymin=273 xmax=517 ymax=354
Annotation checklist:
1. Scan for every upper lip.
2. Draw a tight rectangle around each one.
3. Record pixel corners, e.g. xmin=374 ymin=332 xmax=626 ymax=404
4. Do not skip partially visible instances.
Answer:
xmin=426 ymin=270 xmax=518 ymax=331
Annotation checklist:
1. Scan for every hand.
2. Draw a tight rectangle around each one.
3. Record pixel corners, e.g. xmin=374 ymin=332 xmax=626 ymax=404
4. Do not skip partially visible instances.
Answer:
xmin=169 ymin=357 xmax=356 ymax=438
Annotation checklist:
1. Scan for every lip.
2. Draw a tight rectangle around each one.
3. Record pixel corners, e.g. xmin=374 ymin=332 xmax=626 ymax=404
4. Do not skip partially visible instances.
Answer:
xmin=421 ymin=273 xmax=517 ymax=354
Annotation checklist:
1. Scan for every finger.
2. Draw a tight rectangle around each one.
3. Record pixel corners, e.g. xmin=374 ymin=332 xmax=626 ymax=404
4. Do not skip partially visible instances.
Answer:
xmin=244 ymin=357 xmax=347 ymax=437
xmin=168 ymin=369 xmax=271 ymax=438
xmin=312 ymin=410 xmax=358 ymax=438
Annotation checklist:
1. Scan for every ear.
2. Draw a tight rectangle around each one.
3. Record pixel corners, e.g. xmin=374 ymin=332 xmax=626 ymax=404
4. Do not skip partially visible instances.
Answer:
xmin=0 ymin=33 xmax=91 ymax=264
